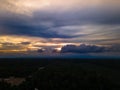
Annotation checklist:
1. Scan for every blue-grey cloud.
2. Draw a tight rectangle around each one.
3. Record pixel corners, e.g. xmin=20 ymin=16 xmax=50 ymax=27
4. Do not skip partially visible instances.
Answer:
xmin=109 ymin=44 xmax=120 ymax=52
xmin=61 ymin=44 xmax=108 ymax=53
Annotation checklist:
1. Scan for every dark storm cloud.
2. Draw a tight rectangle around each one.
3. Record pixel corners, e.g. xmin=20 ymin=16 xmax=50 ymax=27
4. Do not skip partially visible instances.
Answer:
xmin=0 ymin=15 xmax=76 ymax=38
xmin=61 ymin=43 xmax=120 ymax=53
xmin=61 ymin=44 xmax=108 ymax=53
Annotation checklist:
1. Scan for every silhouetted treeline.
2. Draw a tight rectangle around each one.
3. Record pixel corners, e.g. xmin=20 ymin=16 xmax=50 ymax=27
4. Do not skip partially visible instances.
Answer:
xmin=0 ymin=59 xmax=120 ymax=90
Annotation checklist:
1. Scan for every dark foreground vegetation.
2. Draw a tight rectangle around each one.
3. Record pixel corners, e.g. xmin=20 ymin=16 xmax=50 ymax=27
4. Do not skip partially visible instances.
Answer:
xmin=0 ymin=58 xmax=120 ymax=90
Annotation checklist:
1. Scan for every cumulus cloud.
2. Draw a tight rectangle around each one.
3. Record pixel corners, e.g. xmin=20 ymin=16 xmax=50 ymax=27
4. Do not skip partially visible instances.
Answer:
xmin=61 ymin=44 xmax=120 ymax=54
xmin=61 ymin=44 xmax=108 ymax=53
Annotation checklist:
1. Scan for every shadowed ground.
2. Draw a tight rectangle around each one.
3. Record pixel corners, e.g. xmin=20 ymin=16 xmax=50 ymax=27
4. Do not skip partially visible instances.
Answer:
xmin=0 ymin=58 xmax=120 ymax=90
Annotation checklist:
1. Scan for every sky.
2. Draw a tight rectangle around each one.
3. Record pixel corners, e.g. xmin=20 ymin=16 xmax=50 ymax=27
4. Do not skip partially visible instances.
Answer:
xmin=0 ymin=0 xmax=120 ymax=58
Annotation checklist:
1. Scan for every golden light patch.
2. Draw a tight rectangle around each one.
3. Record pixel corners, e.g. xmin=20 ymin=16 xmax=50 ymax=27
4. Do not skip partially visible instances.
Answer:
xmin=0 ymin=49 xmax=27 ymax=53
xmin=0 ymin=44 xmax=2 ymax=48
xmin=0 ymin=35 xmax=108 ymax=53
xmin=0 ymin=36 xmax=28 ymax=43
xmin=55 ymin=48 xmax=61 ymax=51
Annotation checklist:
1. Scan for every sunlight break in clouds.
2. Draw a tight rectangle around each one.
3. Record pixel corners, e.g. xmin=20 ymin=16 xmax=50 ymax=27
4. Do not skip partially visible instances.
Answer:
xmin=0 ymin=36 xmax=79 ymax=53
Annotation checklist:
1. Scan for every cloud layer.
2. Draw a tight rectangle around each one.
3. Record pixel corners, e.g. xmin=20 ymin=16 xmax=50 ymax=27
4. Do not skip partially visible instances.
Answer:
xmin=0 ymin=0 xmax=120 ymax=54
xmin=0 ymin=0 xmax=120 ymax=39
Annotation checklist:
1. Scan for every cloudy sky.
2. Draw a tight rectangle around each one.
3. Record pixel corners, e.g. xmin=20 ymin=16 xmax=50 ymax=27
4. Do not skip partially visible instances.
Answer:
xmin=0 ymin=0 xmax=120 ymax=58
